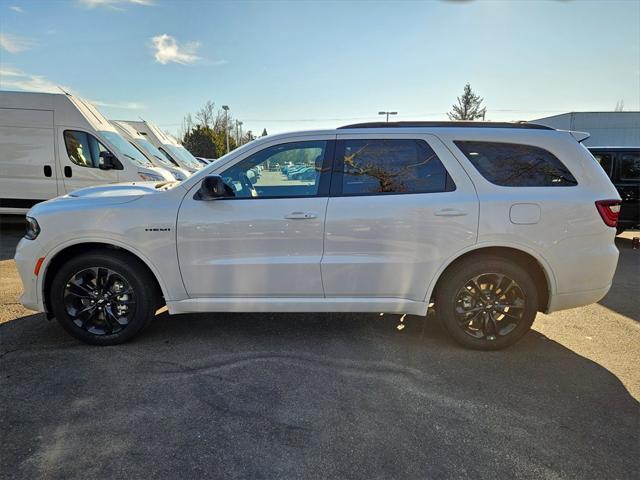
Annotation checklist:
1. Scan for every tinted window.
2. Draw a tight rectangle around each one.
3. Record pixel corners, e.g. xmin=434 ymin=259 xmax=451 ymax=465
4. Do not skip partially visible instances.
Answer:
xmin=592 ymin=152 xmax=613 ymax=177
xmin=620 ymin=153 xmax=640 ymax=180
xmin=221 ymin=141 xmax=327 ymax=198
xmin=455 ymin=141 xmax=577 ymax=187
xmin=339 ymin=139 xmax=450 ymax=195
xmin=63 ymin=130 xmax=110 ymax=168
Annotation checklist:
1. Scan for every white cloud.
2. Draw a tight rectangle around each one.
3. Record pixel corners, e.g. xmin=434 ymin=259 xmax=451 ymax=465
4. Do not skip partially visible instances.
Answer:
xmin=9 ymin=5 xmax=25 ymax=13
xmin=151 ymin=34 xmax=200 ymax=65
xmin=0 ymin=33 xmax=35 ymax=53
xmin=0 ymin=66 xmax=144 ymax=110
xmin=0 ymin=67 xmax=68 ymax=93
xmin=77 ymin=0 xmax=155 ymax=9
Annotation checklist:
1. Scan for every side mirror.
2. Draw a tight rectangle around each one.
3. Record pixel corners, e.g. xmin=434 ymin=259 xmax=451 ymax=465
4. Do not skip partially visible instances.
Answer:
xmin=98 ymin=151 xmax=116 ymax=170
xmin=194 ymin=175 xmax=235 ymax=200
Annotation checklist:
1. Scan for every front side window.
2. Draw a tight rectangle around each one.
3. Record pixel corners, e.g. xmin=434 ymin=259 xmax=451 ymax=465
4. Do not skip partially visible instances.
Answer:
xmin=619 ymin=153 xmax=640 ymax=180
xmin=455 ymin=141 xmax=577 ymax=187
xmin=592 ymin=152 xmax=613 ymax=176
xmin=338 ymin=139 xmax=451 ymax=195
xmin=221 ymin=141 xmax=327 ymax=198
xmin=64 ymin=130 xmax=110 ymax=168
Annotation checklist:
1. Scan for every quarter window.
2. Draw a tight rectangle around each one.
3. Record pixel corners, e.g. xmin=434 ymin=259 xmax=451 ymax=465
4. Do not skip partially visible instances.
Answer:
xmin=619 ymin=153 xmax=640 ymax=180
xmin=63 ymin=130 xmax=110 ymax=168
xmin=338 ymin=139 xmax=451 ymax=195
xmin=455 ymin=141 xmax=577 ymax=187
xmin=220 ymin=141 xmax=328 ymax=198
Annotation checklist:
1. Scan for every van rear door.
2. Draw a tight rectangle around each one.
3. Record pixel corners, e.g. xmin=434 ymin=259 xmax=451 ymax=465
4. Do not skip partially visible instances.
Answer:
xmin=0 ymin=108 xmax=59 ymax=212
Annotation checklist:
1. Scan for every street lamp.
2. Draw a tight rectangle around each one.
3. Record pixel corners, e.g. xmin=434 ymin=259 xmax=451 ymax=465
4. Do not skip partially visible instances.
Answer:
xmin=378 ymin=111 xmax=397 ymax=122
xmin=222 ymin=105 xmax=230 ymax=153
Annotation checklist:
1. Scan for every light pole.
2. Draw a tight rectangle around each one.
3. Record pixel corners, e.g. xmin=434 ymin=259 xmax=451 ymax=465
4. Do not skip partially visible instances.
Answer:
xmin=236 ymin=120 xmax=243 ymax=145
xmin=222 ymin=105 xmax=230 ymax=153
xmin=378 ymin=111 xmax=397 ymax=122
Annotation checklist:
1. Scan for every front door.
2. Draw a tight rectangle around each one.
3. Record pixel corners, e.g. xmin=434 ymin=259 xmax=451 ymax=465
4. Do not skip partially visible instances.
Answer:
xmin=57 ymin=128 xmax=119 ymax=193
xmin=322 ymin=134 xmax=479 ymax=302
xmin=177 ymin=137 xmax=334 ymax=298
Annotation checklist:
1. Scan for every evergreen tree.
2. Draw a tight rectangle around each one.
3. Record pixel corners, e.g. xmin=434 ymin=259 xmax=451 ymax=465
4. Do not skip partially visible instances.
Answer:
xmin=447 ymin=83 xmax=487 ymax=121
xmin=183 ymin=125 xmax=218 ymax=158
xmin=261 ymin=128 xmax=268 ymax=137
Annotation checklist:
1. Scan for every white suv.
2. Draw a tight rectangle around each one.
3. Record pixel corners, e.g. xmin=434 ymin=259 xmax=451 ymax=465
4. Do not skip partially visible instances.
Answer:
xmin=14 ymin=122 xmax=621 ymax=350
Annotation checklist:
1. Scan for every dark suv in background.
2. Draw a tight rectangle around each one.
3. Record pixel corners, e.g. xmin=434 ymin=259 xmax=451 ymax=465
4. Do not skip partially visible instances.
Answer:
xmin=590 ymin=147 xmax=640 ymax=233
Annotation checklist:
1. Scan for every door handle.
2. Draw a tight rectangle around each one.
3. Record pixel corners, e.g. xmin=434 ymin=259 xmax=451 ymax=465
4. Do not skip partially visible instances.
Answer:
xmin=43 ymin=165 xmax=52 ymax=177
xmin=284 ymin=211 xmax=317 ymax=220
xmin=434 ymin=208 xmax=467 ymax=217
xmin=64 ymin=166 xmax=72 ymax=178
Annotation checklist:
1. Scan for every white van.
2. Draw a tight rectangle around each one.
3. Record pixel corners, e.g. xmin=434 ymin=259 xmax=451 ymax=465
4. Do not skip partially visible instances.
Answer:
xmin=0 ymin=91 xmax=175 ymax=214
xmin=110 ymin=121 xmax=191 ymax=181
xmin=119 ymin=120 xmax=203 ymax=173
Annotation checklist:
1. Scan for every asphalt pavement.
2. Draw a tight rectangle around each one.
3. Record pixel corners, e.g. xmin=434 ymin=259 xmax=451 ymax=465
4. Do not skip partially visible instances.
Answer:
xmin=1 ymin=217 xmax=638 ymax=479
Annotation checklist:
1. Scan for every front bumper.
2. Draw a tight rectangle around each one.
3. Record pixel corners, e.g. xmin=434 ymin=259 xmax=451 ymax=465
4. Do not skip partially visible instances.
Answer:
xmin=14 ymin=237 xmax=45 ymax=312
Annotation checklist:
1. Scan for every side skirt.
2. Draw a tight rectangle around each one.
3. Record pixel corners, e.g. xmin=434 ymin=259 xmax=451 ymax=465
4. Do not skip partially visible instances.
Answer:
xmin=166 ymin=297 xmax=429 ymax=316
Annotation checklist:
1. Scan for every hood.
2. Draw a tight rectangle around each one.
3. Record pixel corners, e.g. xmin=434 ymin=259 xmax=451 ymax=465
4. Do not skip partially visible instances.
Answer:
xmin=67 ymin=182 xmax=161 ymax=199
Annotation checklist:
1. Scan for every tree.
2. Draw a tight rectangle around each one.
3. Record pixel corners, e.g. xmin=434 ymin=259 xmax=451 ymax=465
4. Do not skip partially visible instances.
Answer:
xmin=447 ymin=83 xmax=487 ymax=120
xmin=614 ymin=100 xmax=624 ymax=112
xmin=261 ymin=128 xmax=268 ymax=137
xmin=183 ymin=125 xmax=218 ymax=158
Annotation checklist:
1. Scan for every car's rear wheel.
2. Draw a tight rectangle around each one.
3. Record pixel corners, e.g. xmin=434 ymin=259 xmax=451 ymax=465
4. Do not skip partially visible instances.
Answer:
xmin=435 ymin=256 xmax=538 ymax=350
xmin=50 ymin=251 xmax=157 ymax=345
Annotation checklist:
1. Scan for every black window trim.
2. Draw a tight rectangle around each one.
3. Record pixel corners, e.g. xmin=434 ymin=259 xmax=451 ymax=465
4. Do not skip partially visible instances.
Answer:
xmin=615 ymin=150 xmax=640 ymax=183
xmin=62 ymin=129 xmax=122 ymax=170
xmin=454 ymin=140 xmax=578 ymax=188
xmin=330 ymin=138 xmax=456 ymax=197
xmin=212 ymin=139 xmax=336 ymax=201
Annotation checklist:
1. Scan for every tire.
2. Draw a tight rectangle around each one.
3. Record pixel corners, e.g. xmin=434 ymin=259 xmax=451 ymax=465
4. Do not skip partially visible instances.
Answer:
xmin=435 ymin=256 xmax=538 ymax=351
xmin=50 ymin=250 xmax=157 ymax=345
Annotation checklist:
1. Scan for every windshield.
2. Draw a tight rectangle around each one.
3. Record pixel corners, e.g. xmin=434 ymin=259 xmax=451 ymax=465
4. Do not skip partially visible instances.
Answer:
xmin=166 ymin=144 xmax=202 ymax=170
xmin=99 ymin=131 xmax=153 ymax=168
xmin=136 ymin=139 xmax=177 ymax=168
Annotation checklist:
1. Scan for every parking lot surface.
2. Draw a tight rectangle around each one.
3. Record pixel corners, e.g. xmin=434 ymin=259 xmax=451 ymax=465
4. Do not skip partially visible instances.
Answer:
xmin=1 ymin=217 xmax=638 ymax=479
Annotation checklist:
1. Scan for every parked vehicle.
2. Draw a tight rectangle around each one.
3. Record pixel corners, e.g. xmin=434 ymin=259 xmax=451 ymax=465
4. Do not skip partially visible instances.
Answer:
xmin=15 ymin=121 xmax=621 ymax=350
xmin=588 ymin=147 xmax=640 ymax=233
xmin=0 ymin=91 xmax=174 ymax=214
xmin=110 ymin=121 xmax=191 ymax=181
xmin=119 ymin=120 xmax=203 ymax=173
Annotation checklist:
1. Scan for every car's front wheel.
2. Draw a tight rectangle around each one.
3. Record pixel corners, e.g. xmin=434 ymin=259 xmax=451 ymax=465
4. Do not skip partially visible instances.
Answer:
xmin=50 ymin=251 xmax=157 ymax=345
xmin=435 ymin=256 xmax=538 ymax=350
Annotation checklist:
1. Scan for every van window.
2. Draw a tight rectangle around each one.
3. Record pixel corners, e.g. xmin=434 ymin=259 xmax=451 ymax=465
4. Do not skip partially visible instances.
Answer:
xmin=620 ymin=153 xmax=640 ymax=180
xmin=99 ymin=131 xmax=153 ymax=168
xmin=455 ymin=141 xmax=577 ymax=187
xmin=592 ymin=152 xmax=613 ymax=177
xmin=63 ymin=130 xmax=110 ymax=168
xmin=338 ymin=139 xmax=451 ymax=195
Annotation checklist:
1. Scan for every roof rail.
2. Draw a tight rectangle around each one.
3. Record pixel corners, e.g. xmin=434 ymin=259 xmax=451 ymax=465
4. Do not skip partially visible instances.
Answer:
xmin=337 ymin=121 xmax=554 ymax=130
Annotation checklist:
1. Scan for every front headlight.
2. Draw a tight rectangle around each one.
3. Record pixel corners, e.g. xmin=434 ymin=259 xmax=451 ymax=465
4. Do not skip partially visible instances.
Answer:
xmin=24 ymin=216 xmax=40 ymax=240
xmin=138 ymin=172 xmax=164 ymax=182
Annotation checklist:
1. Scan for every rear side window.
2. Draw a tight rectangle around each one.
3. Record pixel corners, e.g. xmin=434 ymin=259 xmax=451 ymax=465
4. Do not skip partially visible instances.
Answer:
xmin=338 ymin=139 xmax=452 ymax=195
xmin=619 ymin=153 xmax=640 ymax=180
xmin=455 ymin=141 xmax=577 ymax=187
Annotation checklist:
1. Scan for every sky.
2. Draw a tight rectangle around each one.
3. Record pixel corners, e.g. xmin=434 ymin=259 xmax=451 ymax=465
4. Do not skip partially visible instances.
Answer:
xmin=1 ymin=0 xmax=639 ymax=136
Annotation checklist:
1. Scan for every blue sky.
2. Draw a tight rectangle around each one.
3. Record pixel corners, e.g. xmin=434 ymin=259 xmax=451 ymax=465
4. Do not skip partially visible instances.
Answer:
xmin=1 ymin=0 xmax=639 ymax=135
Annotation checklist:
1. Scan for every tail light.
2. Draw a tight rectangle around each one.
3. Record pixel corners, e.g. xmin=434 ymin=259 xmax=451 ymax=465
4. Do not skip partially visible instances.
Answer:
xmin=595 ymin=200 xmax=621 ymax=227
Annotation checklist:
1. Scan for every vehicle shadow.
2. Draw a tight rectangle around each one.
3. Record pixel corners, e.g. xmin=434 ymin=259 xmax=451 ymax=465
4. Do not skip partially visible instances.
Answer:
xmin=1 ymin=310 xmax=638 ymax=479
xmin=598 ymin=234 xmax=639 ymax=321
xmin=0 ymin=216 xmax=24 ymax=261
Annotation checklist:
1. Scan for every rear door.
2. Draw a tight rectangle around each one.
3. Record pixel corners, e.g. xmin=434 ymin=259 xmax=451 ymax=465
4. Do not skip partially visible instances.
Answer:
xmin=57 ymin=128 xmax=119 ymax=193
xmin=321 ymin=133 xmax=479 ymax=301
xmin=616 ymin=150 xmax=640 ymax=227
